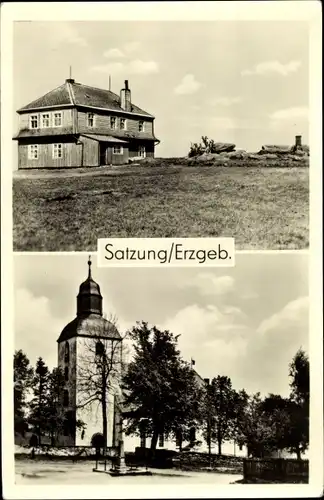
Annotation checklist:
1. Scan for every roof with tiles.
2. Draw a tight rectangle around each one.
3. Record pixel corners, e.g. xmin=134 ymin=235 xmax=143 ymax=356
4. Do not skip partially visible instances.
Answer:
xmin=17 ymin=79 xmax=154 ymax=118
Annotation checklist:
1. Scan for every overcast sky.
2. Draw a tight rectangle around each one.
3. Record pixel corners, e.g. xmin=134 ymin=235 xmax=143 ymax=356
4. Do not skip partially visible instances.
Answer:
xmin=15 ymin=253 xmax=308 ymax=398
xmin=13 ymin=21 xmax=309 ymax=156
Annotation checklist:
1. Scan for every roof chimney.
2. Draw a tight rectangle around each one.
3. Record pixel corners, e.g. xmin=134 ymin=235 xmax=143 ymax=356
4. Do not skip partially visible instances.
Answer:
xmin=66 ymin=78 xmax=75 ymax=84
xmin=120 ymin=80 xmax=131 ymax=112
xmin=295 ymin=135 xmax=302 ymax=148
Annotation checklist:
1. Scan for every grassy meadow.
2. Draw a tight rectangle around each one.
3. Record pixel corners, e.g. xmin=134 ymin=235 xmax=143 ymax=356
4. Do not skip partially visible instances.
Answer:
xmin=13 ymin=164 xmax=309 ymax=251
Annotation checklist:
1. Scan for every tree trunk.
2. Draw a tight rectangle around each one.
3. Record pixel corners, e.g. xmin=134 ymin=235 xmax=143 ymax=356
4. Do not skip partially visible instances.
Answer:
xmin=217 ymin=429 xmax=222 ymax=455
xmin=150 ymin=426 xmax=159 ymax=458
xmin=102 ymin=359 xmax=108 ymax=449
xmin=296 ymin=447 xmax=301 ymax=460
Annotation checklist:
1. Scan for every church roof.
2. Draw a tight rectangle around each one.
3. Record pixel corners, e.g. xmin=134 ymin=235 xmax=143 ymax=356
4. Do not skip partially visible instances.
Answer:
xmin=57 ymin=314 xmax=121 ymax=343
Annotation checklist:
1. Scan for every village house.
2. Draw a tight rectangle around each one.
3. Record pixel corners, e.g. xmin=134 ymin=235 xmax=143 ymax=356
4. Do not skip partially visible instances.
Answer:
xmin=13 ymin=79 xmax=160 ymax=169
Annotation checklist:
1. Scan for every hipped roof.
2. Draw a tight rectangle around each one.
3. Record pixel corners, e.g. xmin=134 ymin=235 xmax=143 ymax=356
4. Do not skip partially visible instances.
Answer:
xmin=17 ymin=80 xmax=154 ymax=118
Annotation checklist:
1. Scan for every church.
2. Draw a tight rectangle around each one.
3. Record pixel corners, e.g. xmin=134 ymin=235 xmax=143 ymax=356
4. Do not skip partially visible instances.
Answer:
xmin=56 ymin=258 xmax=247 ymax=456
xmin=56 ymin=257 xmax=123 ymax=448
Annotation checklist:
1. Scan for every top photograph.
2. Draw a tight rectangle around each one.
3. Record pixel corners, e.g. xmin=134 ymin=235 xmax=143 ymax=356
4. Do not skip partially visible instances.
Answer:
xmin=12 ymin=20 xmax=309 ymax=251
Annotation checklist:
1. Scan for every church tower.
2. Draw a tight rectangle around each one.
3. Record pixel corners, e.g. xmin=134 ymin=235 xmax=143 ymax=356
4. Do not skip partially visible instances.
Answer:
xmin=57 ymin=257 xmax=123 ymax=448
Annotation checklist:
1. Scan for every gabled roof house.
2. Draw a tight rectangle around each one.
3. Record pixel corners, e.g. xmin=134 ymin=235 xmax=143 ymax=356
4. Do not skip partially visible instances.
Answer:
xmin=13 ymin=79 xmax=160 ymax=169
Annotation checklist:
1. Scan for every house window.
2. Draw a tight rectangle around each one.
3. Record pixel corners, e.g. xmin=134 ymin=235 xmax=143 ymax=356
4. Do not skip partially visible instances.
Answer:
xmin=53 ymin=143 xmax=63 ymax=159
xmin=139 ymin=146 xmax=146 ymax=158
xmin=120 ymin=118 xmax=126 ymax=130
xmin=113 ymin=146 xmax=123 ymax=155
xmin=64 ymin=342 xmax=70 ymax=363
xmin=53 ymin=112 xmax=62 ymax=127
xmin=87 ymin=113 xmax=95 ymax=127
xmin=110 ymin=116 xmax=117 ymax=129
xmin=64 ymin=366 xmax=69 ymax=382
xmin=63 ymin=390 xmax=69 ymax=407
xmin=138 ymin=121 xmax=144 ymax=132
xmin=41 ymin=113 xmax=50 ymax=128
xmin=28 ymin=144 xmax=38 ymax=160
xmin=29 ymin=115 xmax=38 ymax=129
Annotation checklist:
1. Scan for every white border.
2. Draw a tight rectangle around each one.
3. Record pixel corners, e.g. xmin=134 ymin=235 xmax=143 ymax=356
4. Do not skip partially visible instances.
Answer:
xmin=1 ymin=2 xmax=323 ymax=499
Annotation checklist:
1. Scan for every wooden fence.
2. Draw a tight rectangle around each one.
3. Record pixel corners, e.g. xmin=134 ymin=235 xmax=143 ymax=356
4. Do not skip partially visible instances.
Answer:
xmin=243 ymin=458 xmax=309 ymax=483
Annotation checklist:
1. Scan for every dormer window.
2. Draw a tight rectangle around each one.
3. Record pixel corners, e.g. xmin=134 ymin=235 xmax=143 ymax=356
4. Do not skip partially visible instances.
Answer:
xmin=87 ymin=113 xmax=95 ymax=127
xmin=120 ymin=118 xmax=126 ymax=130
xmin=29 ymin=115 xmax=38 ymax=129
xmin=41 ymin=114 xmax=50 ymax=128
xmin=110 ymin=117 xmax=117 ymax=129
xmin=138 ymin=121 xmax=144 ymax=132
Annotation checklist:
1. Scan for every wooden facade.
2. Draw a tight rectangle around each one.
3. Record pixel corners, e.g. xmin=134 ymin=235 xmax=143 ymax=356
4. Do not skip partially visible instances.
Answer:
xmin=14 ymin=79 xmax=159 ymax=169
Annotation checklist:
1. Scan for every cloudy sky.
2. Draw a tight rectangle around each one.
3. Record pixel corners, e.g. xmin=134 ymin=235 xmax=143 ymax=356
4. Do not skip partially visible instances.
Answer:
xmin=14 ymin=253 xmax=308 ymax=398
xmin=13 ymin=20 xmax=309 ymax=156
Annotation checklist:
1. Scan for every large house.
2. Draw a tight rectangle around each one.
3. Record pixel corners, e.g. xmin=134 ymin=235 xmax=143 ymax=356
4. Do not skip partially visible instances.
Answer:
xmin=13 ymin=79 xmax=160 ymax=169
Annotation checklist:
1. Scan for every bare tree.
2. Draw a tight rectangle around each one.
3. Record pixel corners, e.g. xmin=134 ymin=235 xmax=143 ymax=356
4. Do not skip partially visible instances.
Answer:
xmin=77 ymin=314 xmax=128 ymax=448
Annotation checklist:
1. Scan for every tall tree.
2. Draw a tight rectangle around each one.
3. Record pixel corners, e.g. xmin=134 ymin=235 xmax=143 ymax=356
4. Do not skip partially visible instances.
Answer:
xmin=122 ymin=322 xmax=202 ymax=456
xmin=45 ymin=367 xmax=66 ymax=446
xmin=287 ymin=349 xmax=309 ymax=458
xmin=207 ymin=376 xmax=238 ymax=455
xmin=77 ymin=316 xmax=123 ymax=448
xmin=14 ymin=350 xmax=34 ymax=436
xmin=28 ymin=357 xmax=50 ymax=445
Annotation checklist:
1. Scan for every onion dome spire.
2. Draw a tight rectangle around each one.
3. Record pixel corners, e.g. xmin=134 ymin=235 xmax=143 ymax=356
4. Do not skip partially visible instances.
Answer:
xmin=77 ymin=256 xmax=103 ymax=317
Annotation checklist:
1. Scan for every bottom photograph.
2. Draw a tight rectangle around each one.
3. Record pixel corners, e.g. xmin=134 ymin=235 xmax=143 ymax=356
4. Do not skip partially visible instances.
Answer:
xmin=13 ymin=252 xmax=309 ymax=485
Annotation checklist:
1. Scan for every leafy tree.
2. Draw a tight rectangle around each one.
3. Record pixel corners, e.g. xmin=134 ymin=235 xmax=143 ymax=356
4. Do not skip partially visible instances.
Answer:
xmin=122 ymin=322 xmax=202 ymax=456
xmin=287 ymin=349 xmax=309 ymax=458
xmin=45 ymin=367 xmax=67 ymax=445
xmin=77 ymin=315 xmax=123 ymax=448
xmin=14 ymin=350 xmax=34 ymax=436
xmin=28 ymin=357 xmax=50 ymax=445
xmin=207 ymin=376 xmax=238 ymax=455
xmin=289 ymin=349 xmax=309 ymax=407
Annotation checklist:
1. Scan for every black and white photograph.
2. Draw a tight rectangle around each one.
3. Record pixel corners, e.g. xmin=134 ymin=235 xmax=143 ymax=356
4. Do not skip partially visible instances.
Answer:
xmin=12 ymin=18 xmax=310 ymax=251
xmin=14 ymin=253 xmax=309 ymax=484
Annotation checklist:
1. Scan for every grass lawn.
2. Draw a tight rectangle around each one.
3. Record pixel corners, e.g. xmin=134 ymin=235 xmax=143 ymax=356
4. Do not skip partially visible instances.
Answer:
xmin=13 ymin=164 xmax=309 ymax=251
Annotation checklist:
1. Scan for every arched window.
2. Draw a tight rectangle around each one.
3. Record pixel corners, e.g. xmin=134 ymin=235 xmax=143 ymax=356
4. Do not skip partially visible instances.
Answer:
xmin=95 ymin=340 xmax=104 ymax=357
xmin=64 ymin=366 xmax=69 ymax=381
xmin=64 ymin=342 xmax=70 ymax=363
xmin=63 ymin=389 xmax=69 ymax=407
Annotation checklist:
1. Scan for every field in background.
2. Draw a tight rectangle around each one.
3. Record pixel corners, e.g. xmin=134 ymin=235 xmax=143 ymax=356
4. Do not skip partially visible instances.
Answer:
xmin=13 ymin=164 xmax=309 ymax=251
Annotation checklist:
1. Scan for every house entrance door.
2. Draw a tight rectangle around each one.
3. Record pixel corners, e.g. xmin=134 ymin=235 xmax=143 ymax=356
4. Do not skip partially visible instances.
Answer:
xmin=99 ymin=143 xmax=108 ymax=165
